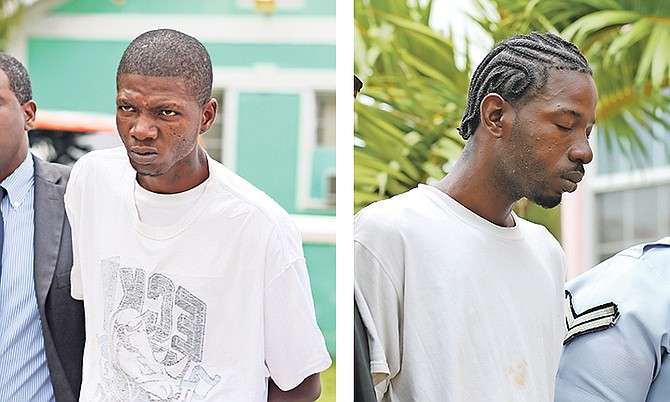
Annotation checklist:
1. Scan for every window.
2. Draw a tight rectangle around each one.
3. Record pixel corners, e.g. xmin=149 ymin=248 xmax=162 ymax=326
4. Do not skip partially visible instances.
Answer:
xmin=299 ymin=91 xmax=335 ymax=210
xmin=591 ymin=115 xmax=670 ymax=265
xmin=316 ymin=92 xmax=336 ymax=147
xmin=594 ymin=184 xmax=670 ymax=262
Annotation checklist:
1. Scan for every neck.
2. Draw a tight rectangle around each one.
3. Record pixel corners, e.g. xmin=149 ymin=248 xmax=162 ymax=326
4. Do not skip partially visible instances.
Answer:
xmin=0 ymin=146 xmax=28 ymax=184
xmin=433 ymin=150 xmax=517 ymax=227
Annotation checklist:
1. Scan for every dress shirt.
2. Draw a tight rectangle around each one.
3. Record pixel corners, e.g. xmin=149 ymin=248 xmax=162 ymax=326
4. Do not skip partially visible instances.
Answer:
xmin=0 ymin=153 xmax=55 ymax=401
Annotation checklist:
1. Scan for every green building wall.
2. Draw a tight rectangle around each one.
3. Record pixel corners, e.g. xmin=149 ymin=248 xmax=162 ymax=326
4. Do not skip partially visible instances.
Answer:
xmin=304 ymin=243 xmax=336 ymax=354
xmin=236 ymin=93 xmax=300 ymax=213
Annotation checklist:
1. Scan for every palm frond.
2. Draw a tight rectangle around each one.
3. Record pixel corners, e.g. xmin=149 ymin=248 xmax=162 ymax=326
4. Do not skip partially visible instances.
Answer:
xmin=354 ymin=0 xmax=471 ymax=212
xmin=475 ymin=0 xmax=670 ymax=160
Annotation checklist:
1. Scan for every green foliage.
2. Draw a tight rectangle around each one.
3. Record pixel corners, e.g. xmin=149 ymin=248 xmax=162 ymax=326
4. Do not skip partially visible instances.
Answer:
xmin=0 ymin=0 xmax=40 ymax=50
xmin=474 ymin=0 xmax=670 ymax=165
xmin=354 ymin=0 xmax=670 ymax=236
xmin=354 ymin=0 xmax=470 ymax=212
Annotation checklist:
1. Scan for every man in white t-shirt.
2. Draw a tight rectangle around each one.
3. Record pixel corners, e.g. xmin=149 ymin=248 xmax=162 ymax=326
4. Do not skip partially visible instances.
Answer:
xmin=65 ymin=28 xmax=330 ymax=402
xmin=355 ymin=32 xmax=597 ymax=401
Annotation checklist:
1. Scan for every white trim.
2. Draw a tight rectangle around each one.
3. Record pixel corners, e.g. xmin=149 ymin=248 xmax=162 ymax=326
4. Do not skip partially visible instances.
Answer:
xmin=291 ymin=214 xmax=335 ymax=244
xmin=212 ymin=65 xmax=335 ymax=92
xmin=590 ymin=166 xmax=670 ymax=192
xmin=16 ymin=14 xmax=334 ymax=44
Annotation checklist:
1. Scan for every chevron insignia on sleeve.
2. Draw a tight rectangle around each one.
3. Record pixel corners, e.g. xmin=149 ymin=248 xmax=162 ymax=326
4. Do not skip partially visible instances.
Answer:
xmin=564 ymin=290 xmax=620 ymax=345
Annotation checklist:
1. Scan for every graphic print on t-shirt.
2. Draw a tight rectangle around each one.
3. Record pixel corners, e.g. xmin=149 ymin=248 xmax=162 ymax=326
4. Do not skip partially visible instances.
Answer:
xmin=93 ymin=256 xmax=220 ymax=401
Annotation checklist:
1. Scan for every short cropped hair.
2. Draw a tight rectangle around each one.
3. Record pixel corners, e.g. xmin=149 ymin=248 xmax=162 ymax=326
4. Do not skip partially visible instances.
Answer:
xmin=458 ymin=32 xmax=592 ymax=140
xmin=0 ymin=53 xmax=32 ymax=104
xmin=117 ymin=29 xmax=213 ymax=105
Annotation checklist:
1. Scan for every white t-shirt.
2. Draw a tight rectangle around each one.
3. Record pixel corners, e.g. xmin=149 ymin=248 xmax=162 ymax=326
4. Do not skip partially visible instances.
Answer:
xmin=354 ymin=185 xmax=566 ymax=402
xmin=65 ymin=147 xmax=331 ymax=402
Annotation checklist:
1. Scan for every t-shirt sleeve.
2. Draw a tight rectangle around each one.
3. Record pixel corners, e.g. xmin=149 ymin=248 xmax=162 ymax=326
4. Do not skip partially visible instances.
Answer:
xmin=263 ymin=238 xmax=331 ymax=391
xmin=354 ymin=240 xmax=402 ymax=400
xmin=64 ymin=159 xmax=83 ymax=300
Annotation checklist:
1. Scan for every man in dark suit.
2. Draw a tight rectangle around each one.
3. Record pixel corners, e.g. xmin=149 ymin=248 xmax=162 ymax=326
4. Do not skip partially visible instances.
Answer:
xmin=0 ymin=52 xmax=84 ymax=401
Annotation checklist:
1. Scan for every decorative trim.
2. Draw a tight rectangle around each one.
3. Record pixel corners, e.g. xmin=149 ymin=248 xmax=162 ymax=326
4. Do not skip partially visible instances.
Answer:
xmin=564 ymin=290 xmax=620 ymax=345
xmin=18 ymin=14 xmax=334 ymax=44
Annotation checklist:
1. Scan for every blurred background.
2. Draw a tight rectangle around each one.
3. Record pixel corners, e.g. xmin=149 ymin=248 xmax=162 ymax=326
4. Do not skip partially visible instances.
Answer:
xmin=355 ymin=0 xmax=670 ymax=281
xmin=1 ymin=0 xmax=335 ymax=399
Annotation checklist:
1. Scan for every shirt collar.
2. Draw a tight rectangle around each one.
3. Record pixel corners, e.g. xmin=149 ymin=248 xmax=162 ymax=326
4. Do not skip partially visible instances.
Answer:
xmin=1 ymin=153 xmax=34 ymax=208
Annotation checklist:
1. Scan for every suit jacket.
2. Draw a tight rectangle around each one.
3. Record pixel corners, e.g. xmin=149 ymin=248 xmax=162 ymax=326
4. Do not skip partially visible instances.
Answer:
xmin=33 ymin=155 xmax=85 ymax=402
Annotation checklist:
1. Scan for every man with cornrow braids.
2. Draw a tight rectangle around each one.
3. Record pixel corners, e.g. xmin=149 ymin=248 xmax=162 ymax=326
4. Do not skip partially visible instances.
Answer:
xmin=354 ymin=32 xmax=597 ymax=401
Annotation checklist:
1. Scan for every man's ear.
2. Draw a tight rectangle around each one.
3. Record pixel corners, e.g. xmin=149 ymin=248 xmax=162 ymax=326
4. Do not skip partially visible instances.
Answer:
xmin=199 ymin=97 xmax=218 ymax=134
xmin=22 ymin=100 xmax=37 ymax=132
xmin=480 ymin=93 xmax=512 ymax=138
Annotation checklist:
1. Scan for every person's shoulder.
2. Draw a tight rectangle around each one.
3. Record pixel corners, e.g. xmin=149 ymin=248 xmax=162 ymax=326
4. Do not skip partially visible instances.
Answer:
xmin=33 ymin=155 xmax=71 ymax=182
xmin=354 ymin=188 xmax=433 ymax=251
xmin=568 ymin=240 xmax=670 ymax=312
xmin=512 ymin=216 xmax=565 ymax=269
xmin=355 ymin=187 xmax=425 ymax=227
xmin=516 ymin=215 xmax=561 ymax=244
xmin=76 ymin=146 xmax=127 ymax=164
xmin=207 ymin=158 xmax=295 ymax=228
xmin=71 ymin=146 xmax=126 ymax=170
xmin=628 ymin=237 xmax=670 ymax=263
xmin=578 ymin=238 xmax=670 ymax=286
xmin=70 ymin=146 xmax=127 ymax=179
xmin=566 ymin=238 xmax=670 ymax=342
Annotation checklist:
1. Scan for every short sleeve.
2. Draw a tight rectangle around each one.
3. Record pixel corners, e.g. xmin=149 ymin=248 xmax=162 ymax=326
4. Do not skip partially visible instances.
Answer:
xmin=555 ymin=320 xmax=657 ymax=401
xmin=354 ymin=240 xmax=402 ymax=400
xmin=263 ymin=246 xmax=331 ymax=391
xmin=555 ymin=247 xmax=670 ymax=402
xmin=64 ymin=159 xmax=83 ymax=300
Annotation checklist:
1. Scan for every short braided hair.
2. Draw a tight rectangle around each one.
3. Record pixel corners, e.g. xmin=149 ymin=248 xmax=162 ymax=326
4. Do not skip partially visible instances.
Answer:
xmin=0 ymin=52 xmax=32 ymax=104
xmin=117 ymin=29 xmax=213 ymax=105
xmin=458 ymin=32 xmax=592 ymax=140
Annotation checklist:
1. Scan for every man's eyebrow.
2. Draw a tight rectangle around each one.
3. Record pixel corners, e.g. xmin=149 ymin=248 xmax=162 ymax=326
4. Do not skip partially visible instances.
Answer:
xmin=554 ymin=107 xmax=596 ymax=125
xmin=151 ymin=102 xmax=182 ymax=111
xmin=555 ymin=107 xmax=579 ymax=117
